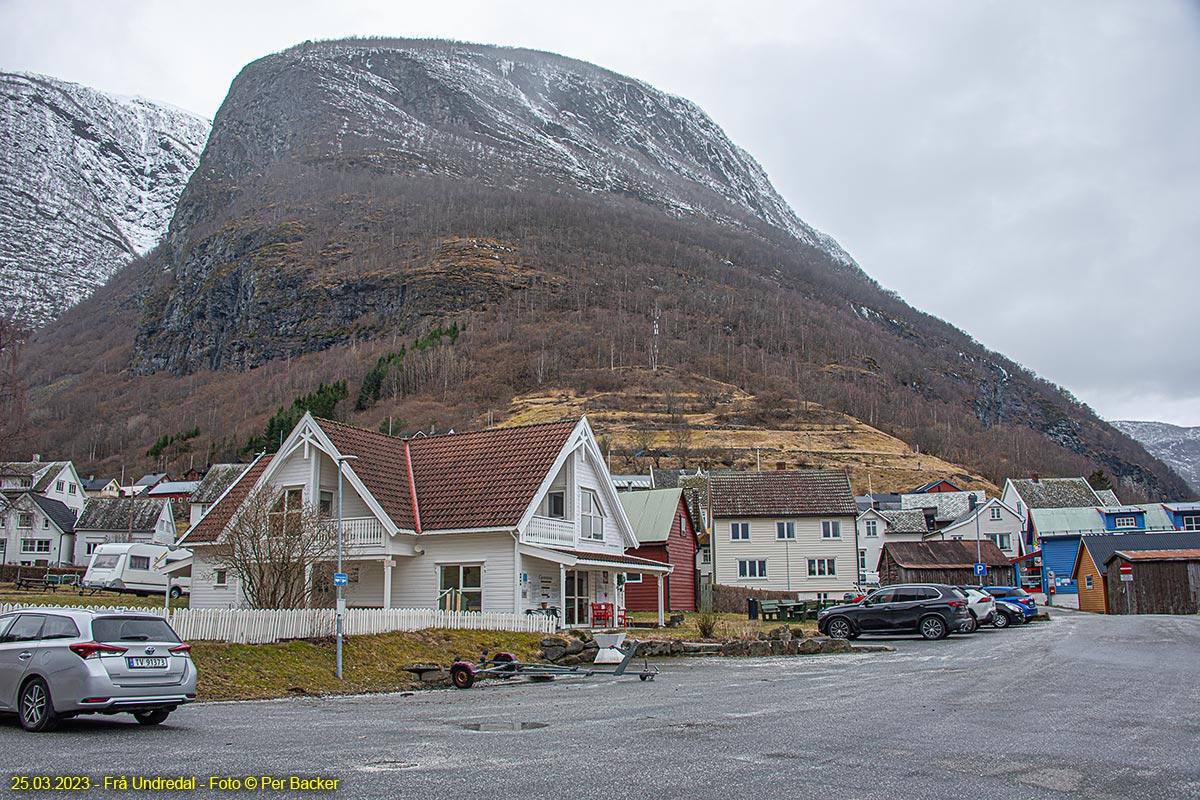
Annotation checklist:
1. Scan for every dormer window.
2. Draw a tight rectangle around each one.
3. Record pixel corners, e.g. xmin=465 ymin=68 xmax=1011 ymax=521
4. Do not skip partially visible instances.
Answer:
xmin=580 ymin=490 xmax=604 ymax=540
xmin=1114 ymin=516 xmax=1136 ymax=529
xmin=548 ymin=491 xmax=565 ymax=519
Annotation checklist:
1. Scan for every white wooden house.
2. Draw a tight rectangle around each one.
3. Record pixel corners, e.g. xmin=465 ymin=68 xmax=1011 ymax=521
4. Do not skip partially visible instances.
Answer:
xmin=73 ymin=497 xmax=177 ymax=565
xmin=923 ymin=497 xmax=1023 ymax=559
xmin=708 ymin=470 xmax=859 ymax=600
xmin=0 ymin=493 xmax=78 ymax=566
xmin=179 ymin=415 xmax=671 ymax=625
xmin=855 ymin=508 xmax=929 ymax=584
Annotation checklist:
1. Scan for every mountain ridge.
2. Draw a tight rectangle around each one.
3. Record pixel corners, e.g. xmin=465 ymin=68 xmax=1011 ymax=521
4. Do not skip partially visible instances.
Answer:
xmin=1112 ymin=420 xmax=1200 ymax=495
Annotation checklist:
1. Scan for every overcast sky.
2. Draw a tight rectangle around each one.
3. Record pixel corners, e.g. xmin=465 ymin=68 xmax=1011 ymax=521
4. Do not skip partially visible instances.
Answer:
xmin=3 ymin=0 xmax=1198 ymax=425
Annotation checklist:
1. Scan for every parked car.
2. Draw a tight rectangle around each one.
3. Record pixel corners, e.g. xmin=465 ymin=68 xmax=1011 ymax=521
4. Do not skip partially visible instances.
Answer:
xmin=991 ymin=598 xmax=1028 ymax=628
xmin=0 ymin=608 xmax=196 ymax=732
xmin=954 ymin=586 xmax=997 ymax=632
xmin=818 ymin=584 xmax=972 ymax=641
xmin=983 ymin=586 xmax=1037 ymax=621
xmin=83 ymin=543 xmax=191 ymax=599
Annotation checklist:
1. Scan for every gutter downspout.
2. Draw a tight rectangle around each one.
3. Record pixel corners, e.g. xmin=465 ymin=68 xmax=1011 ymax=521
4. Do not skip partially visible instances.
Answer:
xmin=404 ymin=440 xmax=422 ymax=534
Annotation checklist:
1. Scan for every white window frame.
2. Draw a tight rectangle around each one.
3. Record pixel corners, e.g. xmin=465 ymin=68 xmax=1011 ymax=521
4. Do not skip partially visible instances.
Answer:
xmin=318 ymin=490 xmax=333 ymax=515
xmin=547 ymin=490 xmax=566 ymax=519
xmin=822 ymin=520 xmax=842 ymax=539
xmin=56 ymin=480 xmax=65 ymax=492
xmin=17 ymin=513 xmax=33 ymax=529
xmin=85 ymin=541 xmax=102 ymax=555
xmin=776 ymin=521 xmax=795 ymax=540
xmin=996 ymin=533 xmax=1011 ymax=551
xmin=128 ymin=555 xmax=151 ymax=570
xmin=580 ymin=489 xmax=604 ymax=541
xmin=439 ymin=563 xmax=484 ymax=611
xmin=858 ymin=550 xmax=867 ymax=570
xmin=700 ymin=549 xmax=711 ymax=564
xmin=68 ymin=483 xmax=76 ymax=495
xmin=21 ymin=539 xmax=51 ymax=554
xmin=990 ymin=507 xmax=1003 ymax=521
xmin=807 ymin=557 xmax=836 ymax=577
xmin=1182 ymin=515 xmax=1200 ymax=531
xmin=1085 ymin=575 xmax=1094 ymax=590
xmin=213 ymin=569 xmax=228 ymax=587
xmin=865 ymin=519 xmax=878 ymax=537
xmin=625 ymin=572 xmax=642 ymax=584
xmin=730 ymin=522 xmax=750 ymax=541
xmin=1114 ymin=516 xmax=1136 ymax=529
xmin=737 ymin=559 xmax=767 ymax=579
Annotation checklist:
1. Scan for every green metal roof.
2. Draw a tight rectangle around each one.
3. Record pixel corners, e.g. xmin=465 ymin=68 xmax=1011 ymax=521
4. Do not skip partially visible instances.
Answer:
xmin=618 ymin=488 xmax=683 ymax=545
xmin=1033 ymin=503 xmax=1176 ymax=536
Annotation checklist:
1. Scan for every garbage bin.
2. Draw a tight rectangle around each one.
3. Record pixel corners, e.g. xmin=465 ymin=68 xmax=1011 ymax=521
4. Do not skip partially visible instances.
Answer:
xmin=747 ymin=597 xmax=759 ymax=620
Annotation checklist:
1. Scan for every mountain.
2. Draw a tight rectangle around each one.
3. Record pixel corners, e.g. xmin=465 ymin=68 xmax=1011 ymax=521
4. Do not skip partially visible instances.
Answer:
xmin=15 ymin=39 xmax=1190 ymax=501
xmin=1112 ymin=421 xmax=1200 ymax=495
xmin=0 ymin=72 xmax=210 ymax=328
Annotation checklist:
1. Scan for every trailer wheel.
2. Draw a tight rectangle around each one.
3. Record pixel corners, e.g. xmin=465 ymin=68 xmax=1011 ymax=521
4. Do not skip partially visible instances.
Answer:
xmin=639 ymin=675 xmax=649 ymax=681
xmin=451 ymin=666 xmax=475 ymax=689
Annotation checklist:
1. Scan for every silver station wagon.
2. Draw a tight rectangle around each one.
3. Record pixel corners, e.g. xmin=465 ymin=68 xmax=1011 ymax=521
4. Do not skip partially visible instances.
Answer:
xmin=0 ymin=608 xmax=197 ymax=732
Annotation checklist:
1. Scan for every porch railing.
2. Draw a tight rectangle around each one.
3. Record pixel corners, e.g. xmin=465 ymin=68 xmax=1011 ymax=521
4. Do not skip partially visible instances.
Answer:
xmin=523 ymin=515 xmax=575 ymax=548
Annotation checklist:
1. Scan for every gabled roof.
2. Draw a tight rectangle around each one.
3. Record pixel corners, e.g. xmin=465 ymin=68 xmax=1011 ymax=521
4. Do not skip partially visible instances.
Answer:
xmin=1007 ymin=477 xmax=1102 ymax=509
xmin=76 ymin=497 xmax=169 ymax=533
xmin=1075 ymin=532 xmax=1200 ymax=576
xmin=909 ymin=479 xmax=962 ymax=494
xmin=882 ymin=540 xmax=1010 ymax=569
xmin=0 ymin=461 xmax=70 ymax=492
xmin=180 ymin=456 xmax=272 ymax=544
xmin=81 ymin=477 xmax=117 ymax=492
xmin=708 ymin=470 xmax=856 ymax=518
xmin=134 ymin=473 xmax=169 ymax=487
xmin=879 ymin=509 xmax=932 ymax=534
xmin=30 ymin=494 xmax=77 ymax=534
xmin=190 ymin=464 xmax=251 ymax=504
xmin=316 ymin=417 xmax=579 ymax=532
xmin=940 ymin=498 xmax=1020 ymax=533
xmin=1111 ymin=549 xmax=1200 ymax=562
xmin=899 ymin=491 xmax=987 ymax=522
xmin=620 ymin=488 xmax=687 ymax=545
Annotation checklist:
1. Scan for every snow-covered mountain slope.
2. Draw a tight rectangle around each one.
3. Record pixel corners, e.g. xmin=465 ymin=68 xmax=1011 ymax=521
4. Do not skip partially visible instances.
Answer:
xmin=0 ymin=72 xmax=210 ymax=328
xmin=1112 ymin=420 xmax=1200 ymax=495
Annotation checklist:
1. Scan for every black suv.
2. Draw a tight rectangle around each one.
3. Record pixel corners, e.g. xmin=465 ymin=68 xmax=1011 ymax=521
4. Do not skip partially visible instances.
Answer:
xmin=818 ymin=584 xmax=971 ymax=640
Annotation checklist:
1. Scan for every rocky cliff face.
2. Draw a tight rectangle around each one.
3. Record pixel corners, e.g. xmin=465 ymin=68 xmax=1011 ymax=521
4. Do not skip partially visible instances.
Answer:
xmin=1113 ymin=421 xmax=1200 ymax=495
xmin=0 ymin=72 xmax=209 ymax=328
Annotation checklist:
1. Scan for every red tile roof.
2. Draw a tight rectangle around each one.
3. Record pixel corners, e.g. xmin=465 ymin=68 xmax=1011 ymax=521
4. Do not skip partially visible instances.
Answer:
xmin=317 ymin=417 xmax=579 ymax=532
xmin=180 ymin=457 xmax=271 ymax=544
xmin=708 ymin=469 xmax=857 ymax=518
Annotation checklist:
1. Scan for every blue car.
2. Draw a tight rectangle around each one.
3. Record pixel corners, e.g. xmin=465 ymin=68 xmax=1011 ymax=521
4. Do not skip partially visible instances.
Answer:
xmin=983 ymin=586 xmax=1037 ymax=622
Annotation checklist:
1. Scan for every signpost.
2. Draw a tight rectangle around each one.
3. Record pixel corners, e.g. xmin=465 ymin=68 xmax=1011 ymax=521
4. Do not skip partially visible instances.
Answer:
xmin=1119 ymin=563 xmax=1134 ymax=582
xmin=973 ymin=562 xmax=987 ymax=577
xmin=333 ymin=573 xmax=348 ymax=587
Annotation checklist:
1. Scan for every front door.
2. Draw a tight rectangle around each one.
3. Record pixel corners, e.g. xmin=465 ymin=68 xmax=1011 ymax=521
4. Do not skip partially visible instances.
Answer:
xmin=564 ymin=570 xmax=589 ymax=626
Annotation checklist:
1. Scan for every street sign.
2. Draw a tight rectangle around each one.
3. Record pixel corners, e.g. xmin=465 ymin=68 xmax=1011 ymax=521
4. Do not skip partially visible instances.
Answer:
xmin=333 ymin=572 xmax=348 ymax=587
xmin=1119 ymin=563 xmax=1133 ymax=582
xmin=973 ymin=563 xmax=987 ymax=577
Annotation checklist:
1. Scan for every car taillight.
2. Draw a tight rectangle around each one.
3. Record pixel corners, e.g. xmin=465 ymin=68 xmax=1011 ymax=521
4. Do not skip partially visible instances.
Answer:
xmin=948 ymin=600 xmax=966 ymax=608
xmin=169 ymin=644 xmax=192 ymax=655
xmin=69 ymin=642 xmax=128 ymax=660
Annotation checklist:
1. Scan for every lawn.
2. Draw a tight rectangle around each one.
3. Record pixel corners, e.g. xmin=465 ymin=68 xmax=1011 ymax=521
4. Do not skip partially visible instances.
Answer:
xmin=623 ymin=611 xmax=817 ymax=640
xmin=191 ymin=629 xmax=546 ymax=701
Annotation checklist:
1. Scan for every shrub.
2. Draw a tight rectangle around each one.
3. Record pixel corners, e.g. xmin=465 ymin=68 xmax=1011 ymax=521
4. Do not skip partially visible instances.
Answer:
xmin=696 ymin=612 xmax=719 ymax=639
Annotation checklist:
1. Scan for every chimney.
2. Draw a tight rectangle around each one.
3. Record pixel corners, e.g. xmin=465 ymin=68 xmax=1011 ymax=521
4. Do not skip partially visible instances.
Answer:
xmin=775 ymin=461 xmax=786 ymax=471
xmin=968 ymin=494 xmax=978 ymax=511
xmin=1031 ymin=473 xmax=1039 ymax=483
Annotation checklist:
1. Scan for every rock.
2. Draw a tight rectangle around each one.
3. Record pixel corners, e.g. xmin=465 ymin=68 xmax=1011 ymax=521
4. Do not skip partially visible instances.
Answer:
xmin=720 ymin=640 xmax=749 ymax=657
xmin=666 ymin=614 xmax=685 ymax=627
xmin=419 ymin=669 xmax=446 ymax=682
xmin=565 ymin=638 xmax=585 ymax=655
xmin=539 ymin=636 xmax=568 ymax=648
xmin=769 ymin=640 xmax=787 ymax=655
xmin=682 ymin=642 xmax=723 ymax=655
xmin=794 ymin=638 xmax=822 ymax=655
xmin=767 ymin=625 xmax=791 ymax=641
xmin=557 ymin=654 xmax=585 ymax=666
xmin=582 ymin=640 xmax=599 ymax=651
xmin=747 ymin=641 xmax=772 ymax=657
xmin=401 ymin=662 xmax=442 ymax=674
xmin=540 ymin=645 xmax=567 ymax=661
xmin=819 ymin=638 xmax=852 ymax=654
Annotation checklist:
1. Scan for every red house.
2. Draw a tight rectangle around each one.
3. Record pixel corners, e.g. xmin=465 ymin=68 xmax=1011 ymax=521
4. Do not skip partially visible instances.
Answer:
xmin=619 ymin=488 xmax=699 ymax=611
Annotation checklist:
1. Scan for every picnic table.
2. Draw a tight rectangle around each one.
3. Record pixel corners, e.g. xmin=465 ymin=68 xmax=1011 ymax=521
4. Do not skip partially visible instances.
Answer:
xmin=13 ymin=570 xmax=80 ymax=592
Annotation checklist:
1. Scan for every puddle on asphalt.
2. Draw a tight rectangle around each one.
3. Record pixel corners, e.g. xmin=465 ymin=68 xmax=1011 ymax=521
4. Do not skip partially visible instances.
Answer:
xmin=459 ymin=721 xmax=549 ymax=732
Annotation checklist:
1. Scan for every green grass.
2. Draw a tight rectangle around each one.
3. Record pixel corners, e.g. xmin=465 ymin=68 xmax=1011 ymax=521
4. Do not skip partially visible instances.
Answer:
xmin=191 ymin=629 xmax=547 ymax=702
xmin=0 ymin=586 xmax=188 ymax=609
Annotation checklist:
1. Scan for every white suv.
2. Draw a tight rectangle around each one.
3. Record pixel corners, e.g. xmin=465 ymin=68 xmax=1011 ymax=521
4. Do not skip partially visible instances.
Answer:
xmin=955 ymin=587 xmax=996 ymax=633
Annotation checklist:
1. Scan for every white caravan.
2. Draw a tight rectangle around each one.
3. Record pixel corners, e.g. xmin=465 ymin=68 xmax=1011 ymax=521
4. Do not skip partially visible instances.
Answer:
xmin=83 ymin=543 xmax=192 ymax=598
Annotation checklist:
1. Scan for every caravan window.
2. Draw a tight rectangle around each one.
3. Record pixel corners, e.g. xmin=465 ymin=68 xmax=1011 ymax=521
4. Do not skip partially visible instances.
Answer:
xmin=128 ymin=555 xmax=151 ymax=570
xmin=91 ymin=554 xmax=120 ymax=569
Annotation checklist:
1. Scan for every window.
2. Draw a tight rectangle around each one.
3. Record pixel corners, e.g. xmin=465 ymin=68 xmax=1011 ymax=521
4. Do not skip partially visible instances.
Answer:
xmin=865 ymin=520 xmax=878 ymax=537
xmin=547 ymin=491 xmax=565 ymax=519
xmin=128 ymin=555 xmax=151 ymax=570
xmin=737 ymin=559 xmax=767 ymax=579
xmin=18 ymin=477 xmax=31 ymax=488
xmin=776 ymin=521 xmax=795 ymax=539
xmin=867 ymin=589 xmax=896 ymax=604
xmin=1085 ymin=575 xmax=1094 ymax=590
xmin=42 ymin=518 xmax=50 ymax=529
xmin=439 ymin=564 xmax=483 ymax=611
xmin=68 ymin=483 xmax=76 ymax=494
xmin=85 ymin=542 xmax=102 ymax=555
xmin=990 ymin=507 xmax=1002 ymax=520
xmin=730 ymin=522 xmax=750 ymax=541
xmin=993 ymin=533 xmax=1012 ymax=551
xmin=624 ymin=572 xmax=642 ymax=583
xmin=2 ymin=615 xmax=44 ymax=642
xmin=21 ymin=540 xmax=50 ymax=554
xmin=17 ymin=513 xmax=33 ymax=529
xmin=213 ymin=569 xmax=228 ymax=587
xmin=318 ymin=490 xmax=333 ymax=515
xmin=580 ymin=490 xmax=604 ymax=540
xmin=270 ymin=487 xmax=305 ymax=535
xmin=701 ymin=549 xmax=711 ymax=564
xmin=56 ymin=480 xmax=65 ymax=492
xmin=807 ymin=558 xmax=837 ymax=577
xmin=1114 ymin=516 xmax=1136 ymax=529
xmin=822 ymin=520 xmax=841 ymax=539
xmin=1183 ymin=516 xmax=1200 ymax=531
xmin=40 ymin=615 xmax=80 ymax=640
xmin=858 ymin=550 xmax=867 ymax=570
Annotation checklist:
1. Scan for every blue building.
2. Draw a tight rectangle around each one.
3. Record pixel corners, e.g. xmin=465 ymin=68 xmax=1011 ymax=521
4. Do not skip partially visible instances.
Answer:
xmin=1033 ymin=504 xmax=1180 ymax=594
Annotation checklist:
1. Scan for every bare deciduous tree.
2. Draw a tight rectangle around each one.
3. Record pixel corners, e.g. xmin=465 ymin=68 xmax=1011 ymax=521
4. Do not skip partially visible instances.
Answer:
xmin=212 ymin=486 xmax=337 ymax=609
xmin=670 ymin=425 xmax=694 ymax=469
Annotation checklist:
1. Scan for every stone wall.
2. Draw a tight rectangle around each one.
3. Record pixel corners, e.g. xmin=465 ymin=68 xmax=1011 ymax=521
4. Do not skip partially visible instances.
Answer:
xmin=710 ymin=583 xmax=804 ymax=614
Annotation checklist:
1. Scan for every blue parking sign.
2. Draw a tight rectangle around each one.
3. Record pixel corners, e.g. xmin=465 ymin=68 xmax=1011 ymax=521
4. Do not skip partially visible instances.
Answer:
xmin=973 ymin=563 xmax=987 ymax=577
xmin=333 ymin=572 xmax=348 ymax=587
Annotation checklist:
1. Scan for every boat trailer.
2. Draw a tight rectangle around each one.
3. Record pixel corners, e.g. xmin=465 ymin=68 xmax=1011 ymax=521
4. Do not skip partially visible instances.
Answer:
xmin=449 ymin=639 xmax=659 ymax=689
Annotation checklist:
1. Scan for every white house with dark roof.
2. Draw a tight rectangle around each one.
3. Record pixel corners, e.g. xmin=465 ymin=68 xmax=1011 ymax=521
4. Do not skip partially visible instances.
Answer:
xmin=708 ymin=469 xmax=858 ymax=599
xmin=922 ymin=497 xmax=1024 ymax=559
xmin=0 ymin=460 xmax=86 ymax=515
xmin=899 ymin=490 xmax=987 ymax=532
xmin=179 ymin=414 xmax=670 ymax=625
xmin=0 ymin=492 xmax=78 ymax=566
xmin=855 ymin=508 xmax=930 ymax=584
xmin=72 ymin=497 xmax=176 ymax=565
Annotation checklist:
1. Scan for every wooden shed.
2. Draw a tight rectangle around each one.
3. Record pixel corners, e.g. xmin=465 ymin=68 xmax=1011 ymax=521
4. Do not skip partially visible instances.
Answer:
xmin=1104 ymin=549 xmax=1200 ymax=615
xmin=878 ymin=540 xmax=1012 ymax=586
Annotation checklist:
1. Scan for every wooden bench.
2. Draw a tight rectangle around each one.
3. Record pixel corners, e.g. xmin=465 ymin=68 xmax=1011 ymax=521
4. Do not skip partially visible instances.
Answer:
xmin=44 ymin=574 xmax=79 ymax=591
xmin=758 ymin=599 xmax=782 ymax=621
xmin=780 ymin=601 xmax=810 ymax=622
xmin=14 ymin=570 xmax=48 ymax=591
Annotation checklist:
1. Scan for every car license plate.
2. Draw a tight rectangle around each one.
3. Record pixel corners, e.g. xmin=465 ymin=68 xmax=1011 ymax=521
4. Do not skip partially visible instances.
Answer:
xmin=127 ymin=657 xmax=169 ymax=669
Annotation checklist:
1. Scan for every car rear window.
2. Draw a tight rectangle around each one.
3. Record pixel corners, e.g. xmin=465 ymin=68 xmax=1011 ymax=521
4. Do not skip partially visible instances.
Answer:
xmin=91 ymin=617 xmax=181 ymax=644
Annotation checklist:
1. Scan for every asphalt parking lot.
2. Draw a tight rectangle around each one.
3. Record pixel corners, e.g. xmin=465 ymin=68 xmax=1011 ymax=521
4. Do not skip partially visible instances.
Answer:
xmin=4 ymin=609 xmax=1200 ymax=799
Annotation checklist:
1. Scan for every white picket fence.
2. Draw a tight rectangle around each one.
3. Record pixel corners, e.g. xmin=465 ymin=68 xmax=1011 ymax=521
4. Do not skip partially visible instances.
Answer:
xmin=0 ymin=603 xmax=555 ymax=644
